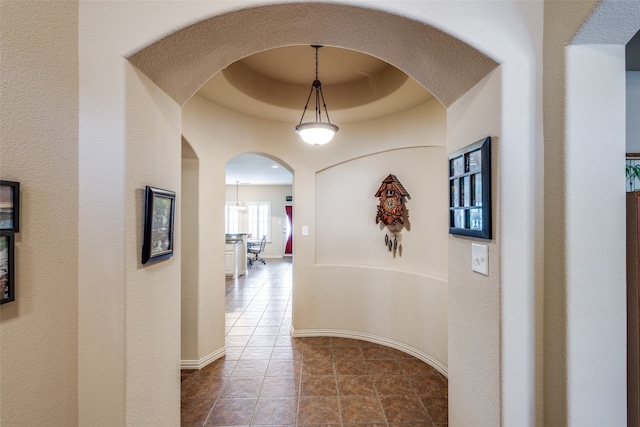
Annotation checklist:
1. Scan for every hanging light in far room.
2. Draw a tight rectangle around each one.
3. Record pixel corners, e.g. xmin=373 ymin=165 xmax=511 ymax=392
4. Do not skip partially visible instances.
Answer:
xmin=231 ymin=181 xmax=246 ymax=211
xmin=294 ymin=45 xmax=339 ymax=146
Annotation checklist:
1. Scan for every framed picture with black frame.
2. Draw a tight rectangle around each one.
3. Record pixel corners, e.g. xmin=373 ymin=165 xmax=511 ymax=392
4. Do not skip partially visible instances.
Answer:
xmin=142 ymin=186 xmax=176 ymax=264
xmin=0 ymin=180 xmax=20 ymax=232
xmin=1 ymin=230 xmax=15 ymax=304
xmin=448 ymin=136 xmax=492 ymax=239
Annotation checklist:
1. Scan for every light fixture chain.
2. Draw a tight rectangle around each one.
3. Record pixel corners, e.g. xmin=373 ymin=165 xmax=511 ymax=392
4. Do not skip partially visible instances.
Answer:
xmin=315 ymin=46 xmax=319 ymax=80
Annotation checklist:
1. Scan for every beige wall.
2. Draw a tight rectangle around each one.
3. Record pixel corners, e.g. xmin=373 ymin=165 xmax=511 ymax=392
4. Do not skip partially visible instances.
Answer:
xmin=182 ymin=142 xmax=199 ymax=361
xmin=0 ymin=2 xmax=79 ymax=426
xmin=447 ymin=69 xmax=501 ymax=427
xmin=183 ymin=94 xmax=450 ymax=371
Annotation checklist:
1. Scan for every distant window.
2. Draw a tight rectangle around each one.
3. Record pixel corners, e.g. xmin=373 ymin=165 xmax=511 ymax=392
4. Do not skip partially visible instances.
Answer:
xmin=225 ymin=204 xmax=240 ymax=234
xmin=224 ymin=201 xmax=271 ymax=242
xmin=247 ymin=202 xmax=271 ymax=242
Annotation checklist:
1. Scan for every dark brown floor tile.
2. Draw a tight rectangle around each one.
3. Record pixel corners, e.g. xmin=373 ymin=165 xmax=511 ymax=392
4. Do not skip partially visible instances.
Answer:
xmin=302 ymin=336 xmax=332 ymax=347
xmin=302 ymin=358 xmax=335 ymax=376
xmin=260 ymin=376 xmax=298 ymax=397
xmin=252 ymin=397 xmax=298 ymax=425
xmin=199 ymin=359 xmax=237 ymax=378
xmin=421 ymin=395 xmax=448 ymax=424
xmin=374 ymin=375 xmax=416 ymax=396
xmin=334 ymin=359 xmax=368 ymax=376
xmin=297 ymin=396 xmax=341 ymax=425
xmin=181 ymin=375 xmax=226 ymax=400
xmin=332 ymin=346 xmax=363 ymax=361
xmin=182 ymin=369 xmax=198 ymax=382
xmin=266 ymin=359 xmax=300 ymax=377
xmin=300 ymin=375 xmax=338 ymax=397
xmin=362 ymin=345 xmax=403 ymax=360
xmin=387 ymin=424 xmax=434 ymax=427
xmin=380 ymin=395 xmax=431 ymax=424
xmin=220 ymin=376 xmax=263 ymax=398
xmin=205 ymin=398 xmax=256 ymax=426
xmin=409 ymin=375 xmax=448 ymax=397
xmin=397 ymin=358 xmax=443 ymax=377
xmin=337 ymin=375 xmax=377 ymax=396
xmin=330 ymin=337 xmax=362 ymax=348
xmin=231 ymin=359 xmax=269 ymax=377
xmin=190 ymin=261 xmax=448 ymax=427
xmin=181 ymin=397 xmax=214 ymax=426
xmin=302 ymin=346 xmax=333 ymax=360
xmin=366 ymin=359 xmax=404 ymax=376
xmin=340 ymin=396 xmax=386 ymax=424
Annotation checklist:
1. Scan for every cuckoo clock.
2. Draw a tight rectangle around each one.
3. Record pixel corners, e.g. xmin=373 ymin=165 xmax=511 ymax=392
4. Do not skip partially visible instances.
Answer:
xmin=375 ymin=174 xmax=410 ymax=252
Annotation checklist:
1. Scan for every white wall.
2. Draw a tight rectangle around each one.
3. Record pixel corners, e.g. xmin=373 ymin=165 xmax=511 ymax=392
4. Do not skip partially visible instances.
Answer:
xmin=565 ymin=44 xmax=627 ymax=427
xmin=225 ymin=184 xmax=292 ymax=259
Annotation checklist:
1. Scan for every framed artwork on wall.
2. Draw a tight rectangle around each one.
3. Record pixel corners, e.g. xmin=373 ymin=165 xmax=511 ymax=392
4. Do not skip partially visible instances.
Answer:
xmin=448 ymin=137 xmax=492 ymax=239
xmin=1 ymin=230 xmax=15 ymax=304
xmin=0 ymin=180 xmax=20 ymax=232
xmin=142 ymin=186 xmax=176 ymax=264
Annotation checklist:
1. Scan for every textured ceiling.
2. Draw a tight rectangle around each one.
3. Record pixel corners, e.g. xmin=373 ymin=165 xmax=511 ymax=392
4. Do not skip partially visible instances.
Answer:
xmin=214 ymin=45 xmax=433 ymax=184
xmin=130 ymin=3 xmax=499 ymax=185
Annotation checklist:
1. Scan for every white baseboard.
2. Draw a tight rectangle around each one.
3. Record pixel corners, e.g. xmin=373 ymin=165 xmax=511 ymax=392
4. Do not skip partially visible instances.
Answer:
xmin=180 ymin=347 xmax=225 ymax=370
xmin=291 ymin=327 xmax=448 ymax=378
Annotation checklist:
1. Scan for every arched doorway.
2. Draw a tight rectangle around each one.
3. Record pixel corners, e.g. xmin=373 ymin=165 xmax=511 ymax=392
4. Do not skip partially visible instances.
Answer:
xmin=78 ymin=3 xmax=543 ymax=426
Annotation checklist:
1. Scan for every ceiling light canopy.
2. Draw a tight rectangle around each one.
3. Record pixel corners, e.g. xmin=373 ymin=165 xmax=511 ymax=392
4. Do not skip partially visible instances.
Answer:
xmin=294 ymin=45 xmax=339 ymax=146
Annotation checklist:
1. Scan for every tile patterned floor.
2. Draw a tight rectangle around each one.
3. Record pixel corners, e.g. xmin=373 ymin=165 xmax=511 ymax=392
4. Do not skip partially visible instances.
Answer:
xmin=181 ymin=259 xmax=448 ymax=426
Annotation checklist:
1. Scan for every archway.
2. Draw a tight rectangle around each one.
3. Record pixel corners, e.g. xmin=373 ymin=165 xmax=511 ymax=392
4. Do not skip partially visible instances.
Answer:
xmin=136 ymin=2 xmax=500 ymax=423
xmin=78 ymin=3 xmax=544 ymax=426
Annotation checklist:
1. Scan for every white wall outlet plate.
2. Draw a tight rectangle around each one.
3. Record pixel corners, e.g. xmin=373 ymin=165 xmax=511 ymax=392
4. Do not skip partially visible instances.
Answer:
xmin=301 ymin=225 xmax=309 ymax=236
xmin=472 ymin=243 xmax=489 ymax=275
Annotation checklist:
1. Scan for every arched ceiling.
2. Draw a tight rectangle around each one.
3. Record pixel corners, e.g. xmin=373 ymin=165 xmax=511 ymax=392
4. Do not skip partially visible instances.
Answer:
xmin=196 ymin=45 xmax=434 ymax=123
xmin=128 ymin=3 xmax=498 ymax=108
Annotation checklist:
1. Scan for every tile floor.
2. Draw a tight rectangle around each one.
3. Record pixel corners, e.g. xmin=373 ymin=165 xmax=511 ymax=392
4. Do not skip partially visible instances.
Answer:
xmin=181 ymin=259 xmax=448 ymax=426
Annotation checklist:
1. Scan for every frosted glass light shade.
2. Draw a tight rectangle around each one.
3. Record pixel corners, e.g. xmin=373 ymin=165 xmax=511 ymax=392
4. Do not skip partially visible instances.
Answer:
xmin=295 ymin=122 xmax=339 ymax=145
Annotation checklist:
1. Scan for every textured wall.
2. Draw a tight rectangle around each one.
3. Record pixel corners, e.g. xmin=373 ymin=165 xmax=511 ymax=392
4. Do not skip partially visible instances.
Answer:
xmin=0 ymin=1 xmax=79 ymax=426
xmin=447 ymin=69 xmax=501 ymax=427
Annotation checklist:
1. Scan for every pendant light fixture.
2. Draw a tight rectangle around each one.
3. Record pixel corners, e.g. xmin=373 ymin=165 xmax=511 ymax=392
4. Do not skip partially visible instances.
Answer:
xmin=231 ymin=181 xmax=245 ymax=211
xmin=294 ymin=45 xmax=339 ymax=146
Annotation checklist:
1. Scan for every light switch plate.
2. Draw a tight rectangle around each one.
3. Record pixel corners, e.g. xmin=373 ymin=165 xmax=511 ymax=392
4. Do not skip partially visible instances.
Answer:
xmin=301 ymin=225 xmax=309 ymax=236
xmin=471 ymin=243 xmax=488 ymax=275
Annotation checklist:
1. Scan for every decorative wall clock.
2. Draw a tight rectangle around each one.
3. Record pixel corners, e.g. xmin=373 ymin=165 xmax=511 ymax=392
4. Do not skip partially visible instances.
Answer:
xmin=375 ymin=174 xmax=410 ymax=252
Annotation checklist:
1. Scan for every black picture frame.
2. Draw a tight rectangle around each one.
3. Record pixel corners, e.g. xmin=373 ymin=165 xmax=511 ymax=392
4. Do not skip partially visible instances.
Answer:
xmin=1 ymin=231 xmax=15 ymax=304
xmin=448 ymin=137 xmax=492 ymax=239
xmin=142 ymin=186 xmax=176 ymax=264
xmin=0 ymin=180 xmax=20 ymax=232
